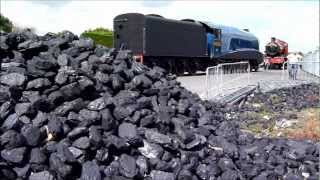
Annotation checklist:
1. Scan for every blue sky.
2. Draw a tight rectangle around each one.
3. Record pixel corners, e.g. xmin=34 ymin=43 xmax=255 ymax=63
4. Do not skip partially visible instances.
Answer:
xmin=1 ymin=0 xmax=319 ymax=53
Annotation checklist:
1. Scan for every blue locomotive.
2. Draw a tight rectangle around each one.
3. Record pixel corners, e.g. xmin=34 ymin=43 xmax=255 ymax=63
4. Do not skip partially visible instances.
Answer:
xmin=113 ymin=13 xmax=263 ymax=74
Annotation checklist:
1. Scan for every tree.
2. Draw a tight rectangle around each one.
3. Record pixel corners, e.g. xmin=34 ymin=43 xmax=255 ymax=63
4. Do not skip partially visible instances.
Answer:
xmin=0 ymin=13 xmax=13 ymax=33
xmin=81 ymin=27 xmax=113 ymax=47
xmin=82 ymin=27 xmax=113 ymax=34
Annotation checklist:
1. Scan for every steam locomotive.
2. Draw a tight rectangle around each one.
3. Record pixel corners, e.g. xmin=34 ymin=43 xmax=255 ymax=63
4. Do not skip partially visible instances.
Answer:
xmin=264 ymin=37 xmax=288 ymax=69
xmin=113 ymin=13 xmax=263 ymax=74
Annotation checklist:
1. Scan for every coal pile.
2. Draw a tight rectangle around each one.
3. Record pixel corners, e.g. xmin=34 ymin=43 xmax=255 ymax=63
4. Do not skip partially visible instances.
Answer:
xmin=0 ymin=30 xmax=319 ymax=180
xmin=230 ymin=84 xmax=319 ymax=128
xmin=244 ymin=84 xmax=319 ymax=112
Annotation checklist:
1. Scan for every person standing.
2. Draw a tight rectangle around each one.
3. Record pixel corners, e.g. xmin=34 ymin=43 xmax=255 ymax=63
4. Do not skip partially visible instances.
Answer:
xmin=287 ymin=52 xmax=300 ymax=80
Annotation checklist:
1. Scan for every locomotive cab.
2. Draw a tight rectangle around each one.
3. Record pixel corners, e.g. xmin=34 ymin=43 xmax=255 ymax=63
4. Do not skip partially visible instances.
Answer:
xmin=197 ymin=21 xmax=222 ymax=58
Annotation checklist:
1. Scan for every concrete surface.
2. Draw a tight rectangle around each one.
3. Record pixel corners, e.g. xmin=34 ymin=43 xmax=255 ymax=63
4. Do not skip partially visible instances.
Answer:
xmin=177 ymin=68 xmax=319 ymax=100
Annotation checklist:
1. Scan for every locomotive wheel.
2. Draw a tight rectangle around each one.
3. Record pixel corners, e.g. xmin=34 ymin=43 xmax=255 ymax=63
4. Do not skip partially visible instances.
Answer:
xmin=168 ymin=59 xmax=184 ymax=75
xmin=187 ymin=60 xmax=197 ymax=75
xmin=249 ymin=60 xmax=259 ymax=72
xmin=168 ymin=59 xmax=175 ymax=75
xmin=249 ymin=65 xmax=257 ymax=72
xmin=175 ymin=60 xmax=185 ymax=76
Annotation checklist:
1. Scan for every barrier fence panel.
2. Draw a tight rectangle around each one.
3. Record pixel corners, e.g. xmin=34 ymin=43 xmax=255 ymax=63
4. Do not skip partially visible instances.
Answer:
xmin=281 ymin=49 xmax=319 ymax=82
xmin=301 ymin=61 xmax=319 ymax=77
xmin=301 ymin=49 xmax=319 ymax=77
xmin=206 ymin=62 xmax=250 ymax=100
xmin=205 ymin=65 xmax=220 ymax=99
xmin=282 ymin=61 xmax=320 ymax=83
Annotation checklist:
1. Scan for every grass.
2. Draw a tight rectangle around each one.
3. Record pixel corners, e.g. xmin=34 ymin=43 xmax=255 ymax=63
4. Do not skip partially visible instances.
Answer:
xmin=284 ymin=108 xmax=320 ymax=141
xmin=243 ymin=107 xmax=320 ymax=141
xmin=269 ymin=94 xmax=281 ymax=104
xmin=247 ymin=123 xmax=264 ymax=134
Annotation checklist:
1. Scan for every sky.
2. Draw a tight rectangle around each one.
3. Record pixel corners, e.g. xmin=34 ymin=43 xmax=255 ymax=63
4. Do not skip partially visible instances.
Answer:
xmin=1 ymin=0 xmax=319 ymax=53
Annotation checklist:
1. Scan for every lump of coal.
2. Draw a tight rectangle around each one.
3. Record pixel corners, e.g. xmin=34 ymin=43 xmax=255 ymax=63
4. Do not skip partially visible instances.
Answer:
xmin=68 ymin=146 xmax=83 ymax=159
xmin=13 ymin=164 xmax=30 ymax=179
xmin=67 ymin=127 xmax=88 ymax=140
xmin=57 ymin=54 xmax=70 ymax=66
xmin=60 ymin=82 xmax=82 ymax=100
xmin=0 ymin=73 xmax=26 ymax=87
xmin=138 ymin=140 xmax=164 ymax=159
xmin=29 ymin=171 xmax=55 ymax=180
xmin=30 ymin=148 xmax=47 ymax=164
xmin=145 ymin=129 xmax=171 ymax=145
xmin=72 ymin=136 xmax=90 ymax=150
xmin=88 ymin=97 xmax=107 ymax=111
xmin=1 ymin=147 xmax=26 ymax=164
xmin=47 ymin=116 xmax=63 ymax=138
xmin=2 ymin=113 xmax=20 ymax=130
xmin=0 ymin=130 xmax=25 ymax=149
xmin=15 ymin=103 xmax=33 ymax=116
xmin=150 ymin=170 xmax=174 ymax=180
xmin=54 ymin=98 xmax=85 ymax=116
xmin=31 ymin=56 xmax=56 ymax=70
xmin=95 ymin=149 xmax=109 ymax=162
xmin=101 ymin=108 xmax=115 ymax=131
xmin=26 ymin=78 xmax=51 ymax=90
xmin=21 ymin=125 xmax=42 ymax=146
xmin=80 ymin=161 xmax=101 ymax=180
xmin=118 ymin=122 xmax=140 ymax=144
xmin=119 ymin=154 xmax=137 ymax=178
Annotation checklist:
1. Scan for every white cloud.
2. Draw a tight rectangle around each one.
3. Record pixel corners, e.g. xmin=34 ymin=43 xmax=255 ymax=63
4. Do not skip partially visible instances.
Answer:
xmin=1 ymin=0 xmax=319 ymax=53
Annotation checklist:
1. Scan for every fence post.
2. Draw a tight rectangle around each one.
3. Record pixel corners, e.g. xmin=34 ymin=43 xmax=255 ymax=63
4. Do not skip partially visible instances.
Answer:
xmin=205 ymin=67 xmax=209 ymax=99
xmin=219 ymin=65 xmax=223 ymax=97
xmin=247 ymin=62 xmax=250 ymax=85
xmin=282 ymin=61 xmax=287 ymax=81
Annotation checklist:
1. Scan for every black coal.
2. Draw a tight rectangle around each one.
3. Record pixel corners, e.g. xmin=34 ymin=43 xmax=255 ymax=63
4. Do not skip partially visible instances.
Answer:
xmin=0 ymin=30 xmax=319 ymax=180
xmin=229 ymin=84 xmax=319 ymax=130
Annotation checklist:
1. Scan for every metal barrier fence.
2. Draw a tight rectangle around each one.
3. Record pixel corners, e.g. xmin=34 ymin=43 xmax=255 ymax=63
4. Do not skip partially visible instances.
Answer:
xmin=282 ymin=61 xmax=320 ymax=82
xmin=301 ymin=61 xmax=319 ymax=77
xmin=281 ymin=49 xmax=319 ymax=81
xmin=205 ymin=62 xmax=250 ymax=99
xmin=301 ymin=49 xmax=319 ymax=77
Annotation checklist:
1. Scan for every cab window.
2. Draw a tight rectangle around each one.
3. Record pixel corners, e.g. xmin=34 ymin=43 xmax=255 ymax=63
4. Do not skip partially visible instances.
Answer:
xmin=229 ymin=38 xmax=256 ymax=50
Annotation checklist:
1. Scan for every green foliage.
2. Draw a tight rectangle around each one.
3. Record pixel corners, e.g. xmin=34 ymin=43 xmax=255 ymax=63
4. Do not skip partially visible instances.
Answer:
xmin=81 ymin=27 xmax=113 ymax=47
xmin=83 ymin=27 xmax=113 ymax=34
xmin=0 ymin=13 xmax=13 ymax=33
